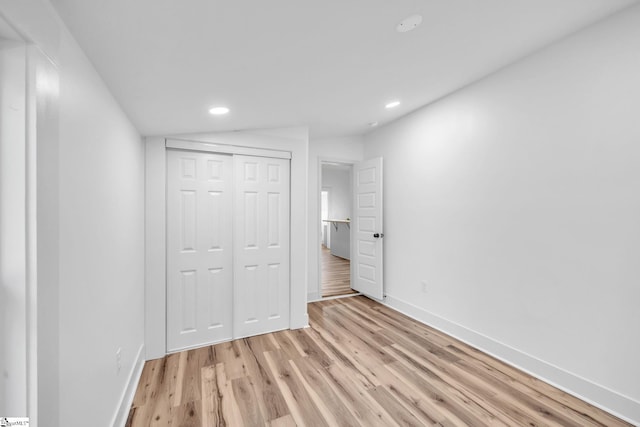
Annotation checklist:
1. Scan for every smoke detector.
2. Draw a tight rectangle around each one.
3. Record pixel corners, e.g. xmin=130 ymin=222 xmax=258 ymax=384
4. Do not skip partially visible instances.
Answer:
xmin=396 ymin=14 xmax=423 ymax=33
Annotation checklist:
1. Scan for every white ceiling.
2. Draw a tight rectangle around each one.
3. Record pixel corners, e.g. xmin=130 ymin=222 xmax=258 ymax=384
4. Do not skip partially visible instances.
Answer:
xmin=50 ymin=0 xmax=636 ymax=138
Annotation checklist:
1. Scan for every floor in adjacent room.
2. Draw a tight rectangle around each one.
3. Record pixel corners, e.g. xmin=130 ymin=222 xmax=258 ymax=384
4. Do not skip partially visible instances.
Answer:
xmin=126 ymin=296 xmax=631 ymax=427
xmin=321 ymin=245 xmax=357 ymax=298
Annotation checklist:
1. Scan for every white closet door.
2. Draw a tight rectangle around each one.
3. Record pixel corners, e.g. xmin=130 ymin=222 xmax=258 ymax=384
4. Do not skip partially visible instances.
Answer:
xmin=166 ymin=150 xmax=233 ymax=351
xmin=233 ymin=155 xmax=290 ymax=338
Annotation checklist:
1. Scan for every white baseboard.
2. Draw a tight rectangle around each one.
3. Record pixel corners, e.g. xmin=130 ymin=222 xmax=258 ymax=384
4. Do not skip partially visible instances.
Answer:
xmin=303 ymin=312 xmax=309 ymax=328
xmin=382 ymin=294 xmax=640 ymax=426
xmin=111 ymin=343 xmax=145 ymax=427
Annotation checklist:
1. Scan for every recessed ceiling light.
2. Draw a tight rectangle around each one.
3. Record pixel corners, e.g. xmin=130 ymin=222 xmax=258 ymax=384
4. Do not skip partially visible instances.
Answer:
xmin=385 ymin=101 xmax=400 ymax=109
xmin=369 ymin=121 xmax=379 ymax=127
xmin=397 ymin=14 xmax=423 ymax=33
xmin=209 ymin=106 xmax=230 ymax=115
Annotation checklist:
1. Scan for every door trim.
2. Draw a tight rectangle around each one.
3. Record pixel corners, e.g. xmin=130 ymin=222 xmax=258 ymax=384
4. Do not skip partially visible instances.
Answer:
xmin=167 ymin=138 xmax=292 ymax=159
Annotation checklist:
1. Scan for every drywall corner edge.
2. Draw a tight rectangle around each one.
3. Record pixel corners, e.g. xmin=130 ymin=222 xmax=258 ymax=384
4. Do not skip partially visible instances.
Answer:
xmin=144 ymin=136 xmax=166 ymax=360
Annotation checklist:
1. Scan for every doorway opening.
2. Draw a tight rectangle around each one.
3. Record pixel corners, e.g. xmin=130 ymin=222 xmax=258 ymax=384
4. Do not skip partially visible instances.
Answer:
xmin=319 ymin=161 xmax=358 ymax=298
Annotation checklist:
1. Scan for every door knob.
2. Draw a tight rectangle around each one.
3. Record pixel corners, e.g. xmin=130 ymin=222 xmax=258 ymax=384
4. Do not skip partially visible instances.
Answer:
xmin=373 ymin=233 xmax=384 ymax=238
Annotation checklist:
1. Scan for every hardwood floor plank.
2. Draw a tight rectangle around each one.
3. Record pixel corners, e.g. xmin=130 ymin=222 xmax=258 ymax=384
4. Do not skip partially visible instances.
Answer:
xmin=127 ymin=295 xmax=632 ymax=427
xmin=233 ymin=376 xmax=266 ymax=426
xmin=245 ymin=333 xmax=280 ymax=355
xmin=321 ymin=245 xmax=357 ymax=298
xmin=192 ymin=345 xmax=216 ymax=368
xmin=289 ymin=358 xmax=361 ymax=427
xmin=326 ymin=304 xmax=395 ymax=349
xmin=124 ymin=406 xmax=137 ymax=427
xmin=316 ymin=359 xmax=402 ymax=426
xmin=214 ymin=340 xmax=248 ymax=380
xmin=317 ymin=305 xmax=395 ymax=367
xmin=302 ymin=323 xmax=362 ymax=374
xmin=147 ymin=353 xmax=180 ymax=426
xmin=288 ymin=328 xmax=335 ymax=368
xmin=214 ymin=363 xmax=244 ymax=425
xmin=386 ymin=344 xmax=534 ymax=426
xmin=367 ymin=386 xmax=424 ymax=427
xmin=384 ymin=357 xmax=507 ymax=427
xmin=239 ymin=337 xmax=291 ymax=422
xmin=349 ymin=302 xmax=461 ymax=364
xmin=263 ymin=349 xmax=331 ymax=427
xmin=390 ymin=342 xmax=536 ymax=426
xmin=370 ymin=362 xmax=459 ymax=426
xmin=329 ymin=300 xmax=384 ymax=332
xmin=453 ymin=356 xmax=602 ymax=427
xmin=306 ymin=305 xmax=381 ymax=389
xmin=131 ymin=359 xmax=166 ymax=426
xmin=266 ymin=414 xmax=297 ymax=427
xmin=131 ymin=358 xmax=163 ymax=409
xmin=174 ymin=350 xmax=202 ymax=406
xmin=172 ymin=400 xmax=201 ymax=427
xmin=200 ymin=366 xmax=224 ymax=426
xmin=270 ymin=330 xmax=306 ymax=361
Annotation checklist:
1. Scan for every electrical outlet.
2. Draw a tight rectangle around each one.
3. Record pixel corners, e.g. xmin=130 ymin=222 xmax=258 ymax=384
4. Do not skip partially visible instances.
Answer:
xmin=116 ymin=347 xmax=122 ymax=374
xmin=421 ymin=281 xmax=428 ymax=293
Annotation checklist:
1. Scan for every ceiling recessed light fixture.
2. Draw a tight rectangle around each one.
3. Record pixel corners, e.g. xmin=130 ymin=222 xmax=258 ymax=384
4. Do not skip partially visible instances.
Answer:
xmin=369 ymin=121 xmax=379 ymax=127
xmin=209 ymin=106 xmax=230 ymax=115
xmin=385 ymin=101 xmax=400 ymax=109
xmin=396 ymin=14 xmax=423 ymax=33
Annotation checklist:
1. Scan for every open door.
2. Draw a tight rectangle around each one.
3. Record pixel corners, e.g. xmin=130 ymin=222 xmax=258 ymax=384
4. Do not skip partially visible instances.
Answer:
xmin=352 ymin=157 xmax=383 ymax=299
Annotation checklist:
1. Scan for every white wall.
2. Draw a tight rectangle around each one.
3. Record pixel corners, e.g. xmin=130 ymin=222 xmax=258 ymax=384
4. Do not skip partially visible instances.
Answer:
xmin=308 ymin=136 xmax=363 ymax=300
xmin=322 ymin=166 xmax=351 ymax=220
xmin=0 ymin=37 xmax=27 ymax=417
xmin=1 ymin=2 xmax=146 ymax=426
xmin=145 ymin=128 xmax=309 ymax=360
xmin=30 ymin=45 xmax=61 ymax=427
xmin=364 ymin=4 xmax=640 ymax=424
xmin=57 ymin=29 xmax=145 ymax=427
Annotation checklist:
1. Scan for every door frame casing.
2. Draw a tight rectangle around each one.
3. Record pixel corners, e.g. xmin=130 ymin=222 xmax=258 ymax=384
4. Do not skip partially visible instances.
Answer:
xmin=145 ymin=130 xmax=309 ymax=360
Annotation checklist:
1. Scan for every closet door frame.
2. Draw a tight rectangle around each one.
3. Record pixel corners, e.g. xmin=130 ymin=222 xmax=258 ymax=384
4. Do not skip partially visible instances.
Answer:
xmin=167 ymin=138 xmax=292 ymax=160
xmin=145 ymin=136 xmax=306 ymax=358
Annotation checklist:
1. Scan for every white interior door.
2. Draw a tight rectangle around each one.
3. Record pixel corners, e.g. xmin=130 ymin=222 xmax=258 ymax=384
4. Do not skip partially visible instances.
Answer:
xmin=352 ymin=157 xmax=384 ymax=299
xmin=166 ymin=150 xmax=233 ymax=351
xmin=234 ymin=155 xmax=290 ymax=338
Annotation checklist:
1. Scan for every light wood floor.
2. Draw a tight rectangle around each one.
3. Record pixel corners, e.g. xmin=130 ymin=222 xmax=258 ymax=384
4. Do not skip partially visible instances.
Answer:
xmin=127 ymin=296 xmax=631 ymax=426
xmin=321 ymin=245 xmax=357 ymax=298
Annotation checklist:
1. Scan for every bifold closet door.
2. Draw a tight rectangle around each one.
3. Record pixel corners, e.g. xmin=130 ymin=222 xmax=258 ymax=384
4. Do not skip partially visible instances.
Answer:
xmin=233 ymin=155 xmax=290 ymax=338
xmin=166 ymin=150 xmax=233 ymax=352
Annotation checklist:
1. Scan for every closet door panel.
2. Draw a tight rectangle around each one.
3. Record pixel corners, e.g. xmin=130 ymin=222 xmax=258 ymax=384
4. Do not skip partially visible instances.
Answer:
xmin=166 ymin=150 xmax=233 ymax=351
xmin=234 ymin=155 xmax=290 ymax=338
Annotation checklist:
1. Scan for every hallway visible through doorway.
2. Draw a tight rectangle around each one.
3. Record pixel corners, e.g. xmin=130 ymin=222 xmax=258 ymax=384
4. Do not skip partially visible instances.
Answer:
xmin=321 ymin=246 xmax=357 ymax=298
xmin=319 ymin=161 xmax=357 ymax=298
